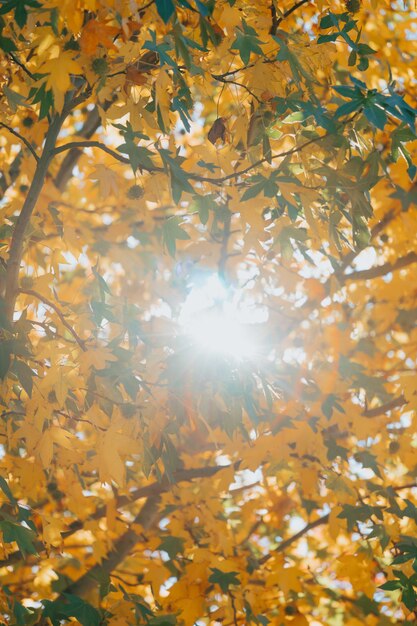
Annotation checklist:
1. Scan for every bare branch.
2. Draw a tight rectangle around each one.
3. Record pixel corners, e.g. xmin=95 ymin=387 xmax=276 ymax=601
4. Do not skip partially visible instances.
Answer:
xmin=276 ymin=0 xmax=311 ymax=27
xmin=0 ymin=463 xmax=237 ymax=568
xmin=363 ymin=395 xmax=407 ymax=418
xmin=8 ymin=52 xmax=36 ymax=80
xmin=258 ymin=513 xmax=329 ymax=565
xmin=63 ymin=495 xmax=161 ymax=599
xmin=4 ymin=113 xmax=65 ymax=320
xmin=19 ymin=288 xmax=87 ymax=351
xmin=0 ymin=123 xmax=39 ymax=162
xmin=52 ymin=133 xmax=327 ymax=187
xmin=211 ymin=74 xmax=262 ymax=103
xmin=343 ymin=251 xmax=417 ymax=282
xmin=270 ymin=2 xmax=279 ymax=35
xmin=53 ymin=140 xmax=132 ymax=165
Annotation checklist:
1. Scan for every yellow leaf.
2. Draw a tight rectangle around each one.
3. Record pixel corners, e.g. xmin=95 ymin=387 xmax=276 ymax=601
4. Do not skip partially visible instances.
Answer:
xmin=39 ymin=52 xmax=83 ymax=111
xmin=79 ymin=348 xmax=118 ymax=374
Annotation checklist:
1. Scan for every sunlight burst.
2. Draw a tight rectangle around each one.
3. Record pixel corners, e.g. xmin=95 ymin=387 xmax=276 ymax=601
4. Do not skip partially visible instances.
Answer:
xmin=179 ymin=275 xmax=264 ymax=359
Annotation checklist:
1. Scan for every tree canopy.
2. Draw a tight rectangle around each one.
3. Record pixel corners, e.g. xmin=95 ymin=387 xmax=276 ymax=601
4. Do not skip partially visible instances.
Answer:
xmin=1 ymin=0 xmax=417 ymax=624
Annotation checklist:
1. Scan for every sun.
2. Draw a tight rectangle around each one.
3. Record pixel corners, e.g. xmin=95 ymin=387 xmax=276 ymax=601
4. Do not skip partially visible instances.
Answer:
xmin=186 ymin=310 xmax=256 ymax=359
xmin=179 ymin=275 xmax=265 ymax=360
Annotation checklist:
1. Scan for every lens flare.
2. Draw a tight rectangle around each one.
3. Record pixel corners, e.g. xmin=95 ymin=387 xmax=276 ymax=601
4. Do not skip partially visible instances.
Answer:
xmin=186 ymin=311 xmax=256 ymax=358
xmin=179 ymin=275 xmax=265 ymax=360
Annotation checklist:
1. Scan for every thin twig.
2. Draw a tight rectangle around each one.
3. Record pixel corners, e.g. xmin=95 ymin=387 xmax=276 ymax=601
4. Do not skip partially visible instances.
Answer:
xmin=211 ymin=74 xmax=262 ymax=103
xmin=51 ymin=133 xmax=328 ymax=186
xmin=0 ymin=123 xmax=39 ymax=162
xmin=276 ymin=0 xmax=311 ymax=27
xmin=8 ymin=52 xmax=36 ymax=80
xmin=19 ymin=288 xmax=87 ymax=351
xmin=258 ymin=513 xmax=329 ymax=565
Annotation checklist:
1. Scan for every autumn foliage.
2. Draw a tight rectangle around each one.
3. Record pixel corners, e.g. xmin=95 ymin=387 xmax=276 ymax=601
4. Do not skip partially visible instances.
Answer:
xmin=1 ymin=0 xmax=417 ymax=624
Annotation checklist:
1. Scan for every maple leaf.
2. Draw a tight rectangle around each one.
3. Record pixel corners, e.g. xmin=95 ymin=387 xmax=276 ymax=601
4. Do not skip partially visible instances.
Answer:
xmin=231 ymin=20 xmax=264 ymax=65
xmin=38 ymin=52 xmax=83 ymax=110
xmin=0 ymin=521 xmax=38 ymax=557
xmin=78 ymin=348 xmax=118 ymax=373
xmin=79 ymin=19 xmax=119 ymax=56
xmin=208 ymin=568 xmax=240 ymax=593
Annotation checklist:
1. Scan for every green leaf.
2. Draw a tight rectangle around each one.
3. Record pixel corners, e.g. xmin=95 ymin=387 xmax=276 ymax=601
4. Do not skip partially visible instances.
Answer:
xmin=317 ymin=33 xmax=338 ymax=44
xmin=159 ymin=148 xmax=194 ymax=203
xmin=335 ymin=99 xmax=363 ymax=118
xmin=353 ymin=593 xmax=379 ymax=616
xmin=0 ymin=520 xmax=38 ymax=557
xmin=117 ymin=142 xmax=154 ymax=173
xmin=0 ymin=35 xmax=16 ymax=52
xmin=364 ymin=104 xmax=387 ymax=130
xmin=149 ymin=615 xmax=177 ymax=626
xmin=358 ymin=43 xmax=376 ymax=55
xmin=241 ymin=178 xmax=268 ymax=201
xmin=358 ymin=55 xmax=369 ymax=71
xmin=162 ymin=217 xmax=190 ymax=257
xmin=92 ymin=266 xmax=112 ymax=297
xmin=3 ymin=86 xmax=30 ymax=112
xmin=319 ymin=13 xmax=337 ymax=29
xmin=0 ymin=475 xmax=17 ymax=506
xmin=13 ymin=601 xmax=35 ymax=626
xmin=91 ymin=300 xmax=117 ymax=325
xmin=158 ymin=535 xmax=186 ymax=559
xmin=402 ymin=585 xmax=416 ymax=611
xmin=0 ymin=339 xmax=12 ymax=379
xmin=12 ymin=359 xmax=34 ymax=397
xmin=208 ymin=568 xmax=240 ymax=593
xmin=354 ymin=450 xmax=382 ymax=478
xmin=156 ymin=0 xmax=175 ymax=22
xmin=378 ymin=580 xmax=401 ymax=591
xmin=42 ymin=594 xmax=101 ymax=626
xmin=231 ymin=20 xmax=264 ymax=65
xmin=195 ymin=194 xmax=216 ymax=224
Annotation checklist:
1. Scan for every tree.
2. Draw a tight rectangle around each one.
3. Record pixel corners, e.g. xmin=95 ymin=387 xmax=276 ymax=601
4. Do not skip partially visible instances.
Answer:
xmin=0 ymin=0 xmax=417 ymax=623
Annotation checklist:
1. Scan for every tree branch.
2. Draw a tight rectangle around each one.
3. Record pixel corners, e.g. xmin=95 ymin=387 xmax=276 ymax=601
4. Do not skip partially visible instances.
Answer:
xmin=42 ymin=464 xmax=242 ymax=604
xmin=0 ymin=123 xmax=39 ymax=162
xmin=4 ymin=113 xmax=65 ymax=320
xmin=0 ymin=463 xmax=237 ymax=568
xmin=276 ymin=0 xmax=311 ymax=28
xmin=8 ymin=52 xmax=36 ymax=81
xmin=255 ymin=468 xmax=415 ymax=569
xmin=63 ymin=495 xmax=161 ymax=599
xmin=342 ymin=251 xmax=417 ymax=282
xmin=53 ymin=140 xmax=132 ymax=165
xmin=211 ymin=74 xmax=262 ymax=103
xmin=19 ymin=288 xmax=87 ymax=351
xmin=52 ymin=133 xmax=327 ymax=187
xmin=258 ymin=513 xmax=330 ymax=565
xmin=63 ymin=463 xmax=237 ymax=537
xmin=363 ymin=395 xmax=407 ymax=418
xmin=270 ymin=1 xmax=279 ymax=35
xmin=215 ymin=0 xmax=312 ymax=81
